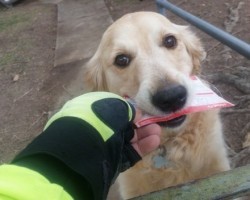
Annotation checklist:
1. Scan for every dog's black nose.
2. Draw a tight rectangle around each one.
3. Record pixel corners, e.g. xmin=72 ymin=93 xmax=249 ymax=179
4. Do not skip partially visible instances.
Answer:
xmin=152 ymin=85 xmax=187 ymax=112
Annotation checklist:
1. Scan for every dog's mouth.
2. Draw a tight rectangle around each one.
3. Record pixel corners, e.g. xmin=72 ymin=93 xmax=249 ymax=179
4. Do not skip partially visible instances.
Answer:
xmin=157 ymin=115 xmax=187 ymax=128
xmin=125 ymin=96 xmax=188 ymax=128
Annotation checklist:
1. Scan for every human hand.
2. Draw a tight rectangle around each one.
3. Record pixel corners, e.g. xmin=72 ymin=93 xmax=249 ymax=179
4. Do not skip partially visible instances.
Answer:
xmin=131 ymin=110 xmax=161 ymax=157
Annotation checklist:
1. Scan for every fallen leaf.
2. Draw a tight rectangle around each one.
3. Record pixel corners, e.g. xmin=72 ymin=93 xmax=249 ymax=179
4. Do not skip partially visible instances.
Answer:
xmin=13 ymin=74 xmax=19 ymax=82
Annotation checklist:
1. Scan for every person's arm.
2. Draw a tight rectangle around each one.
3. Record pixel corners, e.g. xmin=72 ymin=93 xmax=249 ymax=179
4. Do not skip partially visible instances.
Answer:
xmin=0 ymin=164 xmax=74 ymax=200
xmin=0 ymin=92 xmax=161 ymax=200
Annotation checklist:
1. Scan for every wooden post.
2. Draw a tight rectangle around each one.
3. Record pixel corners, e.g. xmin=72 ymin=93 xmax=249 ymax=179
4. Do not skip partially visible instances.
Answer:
xmin=131 ymin=165 xmax=250 ymax=200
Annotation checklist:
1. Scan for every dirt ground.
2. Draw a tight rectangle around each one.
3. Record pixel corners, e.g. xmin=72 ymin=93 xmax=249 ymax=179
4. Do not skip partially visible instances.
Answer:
xmin=0 ymin=0 xmax=249 ymax=191
xmin=0 ymin=2 xmax=58 ymax=162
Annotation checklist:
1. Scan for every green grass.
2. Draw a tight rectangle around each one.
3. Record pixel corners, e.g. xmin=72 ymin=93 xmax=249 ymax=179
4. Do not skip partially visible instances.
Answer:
xmin=0 ymin=9 xmax=34 ymax=70
xmin=0 ymin=53 xmax=15 ymax=70
xmin=0 ymin=13 xmax=29 ymax=32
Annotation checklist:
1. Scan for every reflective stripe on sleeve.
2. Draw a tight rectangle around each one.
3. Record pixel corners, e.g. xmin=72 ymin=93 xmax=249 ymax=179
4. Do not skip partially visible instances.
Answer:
xmin=0 ymin=164 xmax=73 ymax=200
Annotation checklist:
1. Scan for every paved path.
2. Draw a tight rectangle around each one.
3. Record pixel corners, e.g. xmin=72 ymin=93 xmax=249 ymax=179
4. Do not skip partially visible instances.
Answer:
xmin=54 ymin=0 xmax=113 ymax=66
xmin=37 ymin=0 xmax=114 ymax=108
xmin=40 ymin=0 xmax=112 ymax=66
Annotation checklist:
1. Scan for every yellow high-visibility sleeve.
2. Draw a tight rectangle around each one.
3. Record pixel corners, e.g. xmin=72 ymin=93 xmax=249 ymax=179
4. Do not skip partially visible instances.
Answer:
xmin=0 ymin=164 xmax=73 ymax=200
xmin=44 ymin=92 xmax=134 ymax=141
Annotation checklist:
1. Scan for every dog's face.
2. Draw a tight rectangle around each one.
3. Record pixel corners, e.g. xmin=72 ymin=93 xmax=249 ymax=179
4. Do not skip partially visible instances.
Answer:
xmin=84 ymin=12 xmax=205 ymax=129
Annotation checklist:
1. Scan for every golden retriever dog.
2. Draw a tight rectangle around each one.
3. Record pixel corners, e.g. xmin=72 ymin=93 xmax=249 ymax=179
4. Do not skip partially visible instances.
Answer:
xmin=84 ymin=11 xmax=230 ymax=199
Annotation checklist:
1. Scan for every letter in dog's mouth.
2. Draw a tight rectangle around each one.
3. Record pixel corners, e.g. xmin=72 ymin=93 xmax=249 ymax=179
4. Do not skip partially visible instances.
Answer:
xmin=125 ymin=96 xmax=188 ymax=128
xmin=126 ymin=76 xmax=234 ymax=129
xmin=157 ymin=115 xmax=187 ymax=128
xmin=135 ymin=110 xmax=188 ymax=129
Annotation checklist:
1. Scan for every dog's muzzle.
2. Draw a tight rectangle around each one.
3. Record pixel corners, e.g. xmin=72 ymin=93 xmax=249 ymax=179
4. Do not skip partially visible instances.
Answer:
xmin=152 ymin=85 xmax=187 ymax=127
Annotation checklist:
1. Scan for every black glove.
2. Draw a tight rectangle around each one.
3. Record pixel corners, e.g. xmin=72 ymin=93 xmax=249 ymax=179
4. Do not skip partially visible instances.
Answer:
xmin=13 ymin=92 xmax=141 ymax=200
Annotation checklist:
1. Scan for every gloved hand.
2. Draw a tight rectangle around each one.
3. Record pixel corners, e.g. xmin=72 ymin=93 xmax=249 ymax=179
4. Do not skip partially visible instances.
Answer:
xmin=13 ymin=92 xmax=143 ymax=200
xmin=44 ymin=91 xmax=141 ymax=171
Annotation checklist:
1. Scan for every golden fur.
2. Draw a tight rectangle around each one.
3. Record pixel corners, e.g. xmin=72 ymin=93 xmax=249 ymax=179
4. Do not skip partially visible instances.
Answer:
xmin=84 ymin=12 xmax=230 ymax=199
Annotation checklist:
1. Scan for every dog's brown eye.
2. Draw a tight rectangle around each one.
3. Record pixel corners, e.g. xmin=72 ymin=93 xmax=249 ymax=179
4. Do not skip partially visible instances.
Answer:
xmin=163 ymin=35 xmax=177 ymax=49
xmin=114 ymin=54 xmax=131 ymax=68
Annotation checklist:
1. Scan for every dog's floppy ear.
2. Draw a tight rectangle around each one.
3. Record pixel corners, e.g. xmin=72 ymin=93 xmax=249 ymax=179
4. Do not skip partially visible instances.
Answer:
xmin=83 ymin=53 xmax=107 ymax=91
xmin=178 ymin=26 xmax=206 ymax=75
